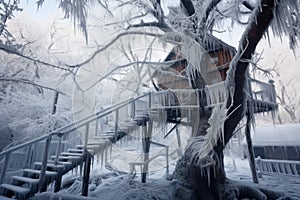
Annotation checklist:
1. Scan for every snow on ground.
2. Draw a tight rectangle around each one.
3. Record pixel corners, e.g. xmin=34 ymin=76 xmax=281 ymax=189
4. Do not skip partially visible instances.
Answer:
xmin=31 ymin=125 xmax=300 ymax=200
xmin=32 ymin=154 xmax=300 ymax=200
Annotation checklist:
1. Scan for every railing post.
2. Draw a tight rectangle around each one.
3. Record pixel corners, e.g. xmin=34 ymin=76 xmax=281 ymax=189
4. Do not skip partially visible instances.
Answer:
xmin=39 ymin=136 xmax=52 ymax=192
xmin=148 ymin=93 xmax=151 ymax=110
xmin=0 ymin=153 xmax=10 ymax=184
xmin=84 ymin=123 xmax=89 ymax=148
xmin=54 ymin=135 xmax=63 ymax=193
xmin=268 ymin=79 xmax=276 ymax=103
xmin=82 ymin=121 xmax=92 ymax=196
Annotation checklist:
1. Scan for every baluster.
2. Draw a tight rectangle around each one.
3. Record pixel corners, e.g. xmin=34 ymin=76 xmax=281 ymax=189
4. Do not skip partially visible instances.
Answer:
xmin=54 ymin=134 xmax=62 ymax=165
xmin=95 ymin=118 xmax=99 ymax=136
xmin=0 ymin=153 xmax=10 ymax=184
xmin=39 ymin=136 xmax=52 ymax=192
xmin=24 ymin=144 xmax=33 ymax=168
xmin=114 ymin=109 xmax=119 ymax=141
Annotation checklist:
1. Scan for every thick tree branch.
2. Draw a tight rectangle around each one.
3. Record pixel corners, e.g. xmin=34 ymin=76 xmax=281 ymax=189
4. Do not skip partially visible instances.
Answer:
xmin=221 ymin=0 xmax=279 ymax=149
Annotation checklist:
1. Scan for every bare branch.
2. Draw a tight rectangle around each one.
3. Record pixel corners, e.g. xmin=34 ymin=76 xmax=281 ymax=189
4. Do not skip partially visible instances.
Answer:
xmin=74 ymin=31 xmax=164 ymax=67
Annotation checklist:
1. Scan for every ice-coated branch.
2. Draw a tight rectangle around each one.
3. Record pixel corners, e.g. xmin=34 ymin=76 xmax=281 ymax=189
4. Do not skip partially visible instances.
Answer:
xmin=74 ymin=31 xmax=164 ymax=67
xmin=0 ymin=78 xmax=66 ymax=94
xmin=0 ymin=45 xmax=75 ymax=73
xmin=127 ymin=21 xmax=171 ymax=32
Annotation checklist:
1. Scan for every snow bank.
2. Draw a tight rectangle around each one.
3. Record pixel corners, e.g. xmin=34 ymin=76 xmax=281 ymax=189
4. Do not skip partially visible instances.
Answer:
xmin=243 ymin=124 xmax=300 ymax=146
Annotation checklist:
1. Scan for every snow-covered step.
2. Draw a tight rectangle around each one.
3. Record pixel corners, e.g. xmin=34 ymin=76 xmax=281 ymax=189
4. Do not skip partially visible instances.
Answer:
xmin=67 ymin=148 xmax=84 ymax=153
xmin=93 ymin=136 xmax=113 ymax=140
xmin=33 ymin=162 xmax=66 ymax=171
xmin=11 ymin=176 xmax=39 ymax=185
xmin=0 ymin=183 xmax=30 ymax=200
xmin=68 ymin=148 xmax=95 ymax=155
xmin=76 ymin=145 xmax=104 ymax=151
xmin=50 ymin=155 xmax=82 ymax=163
xmin=47 ymin=160 xmax=73 ymax=166
xmin=88 ymin=141 xmax=108 ymax=145
xmin=61 ymin=152 xmax=83 ymax=157
xmin=23 ymin=169 xmax=57 ymax=177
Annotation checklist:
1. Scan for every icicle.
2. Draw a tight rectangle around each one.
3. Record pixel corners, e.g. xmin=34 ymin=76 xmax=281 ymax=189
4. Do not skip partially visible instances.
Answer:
xmin=207 ymin=166 xmax=211 ymax=187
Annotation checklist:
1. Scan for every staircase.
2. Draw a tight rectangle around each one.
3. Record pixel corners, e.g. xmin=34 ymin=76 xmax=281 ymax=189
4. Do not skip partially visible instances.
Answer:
xmin=0 ymin=94 xmax=150 ymax=199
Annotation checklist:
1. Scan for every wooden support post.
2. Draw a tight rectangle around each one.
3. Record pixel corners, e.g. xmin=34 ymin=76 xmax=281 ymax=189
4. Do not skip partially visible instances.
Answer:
xmin=0 ymin=153 xmax=10 ymax=184
xmin=39 ymin=136 xmax=52 ymax=192
xmin=141 ymin=119 xmax=153 ymax=183
xmin=141 ymin=122 xmax=148 ymax=183
xmin=82 ymin=150 xmax=91 ymax=197
xmin=245 ymin=105 xmax=259 ymax=184
xmin=54 ymin=174 xmax=62 ymax=193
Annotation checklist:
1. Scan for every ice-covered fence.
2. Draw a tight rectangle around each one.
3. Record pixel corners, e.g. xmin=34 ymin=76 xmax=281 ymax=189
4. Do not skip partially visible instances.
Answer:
xmin=151 ymin=89 xmax=202 ymax=109
xmin=204 ymin=79 xmax=276 ymax=109
xmin=255 ymin=157 xmax=300 ymax=176
xmin=250 ymin=79 xmax=276 ymax=103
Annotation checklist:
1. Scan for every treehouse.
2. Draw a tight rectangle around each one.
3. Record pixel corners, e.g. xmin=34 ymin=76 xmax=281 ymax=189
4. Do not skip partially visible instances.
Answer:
xmin=152 ymin=34 xmax=277 ymax=123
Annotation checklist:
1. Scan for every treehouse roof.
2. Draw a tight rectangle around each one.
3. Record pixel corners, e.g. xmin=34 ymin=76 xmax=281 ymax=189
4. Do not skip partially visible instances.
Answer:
xmin=164 ymin=34 xmax=236 ymax=67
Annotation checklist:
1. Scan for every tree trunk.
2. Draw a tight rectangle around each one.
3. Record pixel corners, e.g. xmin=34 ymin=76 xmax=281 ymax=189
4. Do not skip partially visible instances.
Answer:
xmin=173 ymin=0 xmax=282 ymax=199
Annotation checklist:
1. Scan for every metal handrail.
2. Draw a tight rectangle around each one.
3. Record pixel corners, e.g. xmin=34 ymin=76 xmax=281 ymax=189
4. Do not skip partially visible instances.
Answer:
xmin=0 ymin=93 xmax=150 ymax=158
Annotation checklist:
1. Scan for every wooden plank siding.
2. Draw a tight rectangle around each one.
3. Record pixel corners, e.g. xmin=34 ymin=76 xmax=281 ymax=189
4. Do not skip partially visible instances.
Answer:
xmin=155 ymin=48 xmax=235 ymax=89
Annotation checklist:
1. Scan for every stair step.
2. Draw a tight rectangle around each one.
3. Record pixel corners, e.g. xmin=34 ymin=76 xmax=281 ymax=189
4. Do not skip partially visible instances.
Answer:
xmin=11 ymin=176 xmax=39 ymax=184
xmin=76 ymin=145 xmax=103 ymax=150
xmin=34 ymin=162 xmax=66 ymax=171
xmin=23 ymin=169 xmax=57 ymax=177
xmin=88 ymin=141 xmax=108 ymax=145
xmin=47 ymin=160 xmax=73 ymax=166
xmin=68 ymin=148 xmax=94 ymax=155
xmin=51 ymin=155 xmax=82 ymax=161
xmin=61 ymin=152 xmax=83 ymax=157
xmin=0 ymin=183 xmax=29 ymax=199
xmin=67 ymin=148 xmax=84 ymax=153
